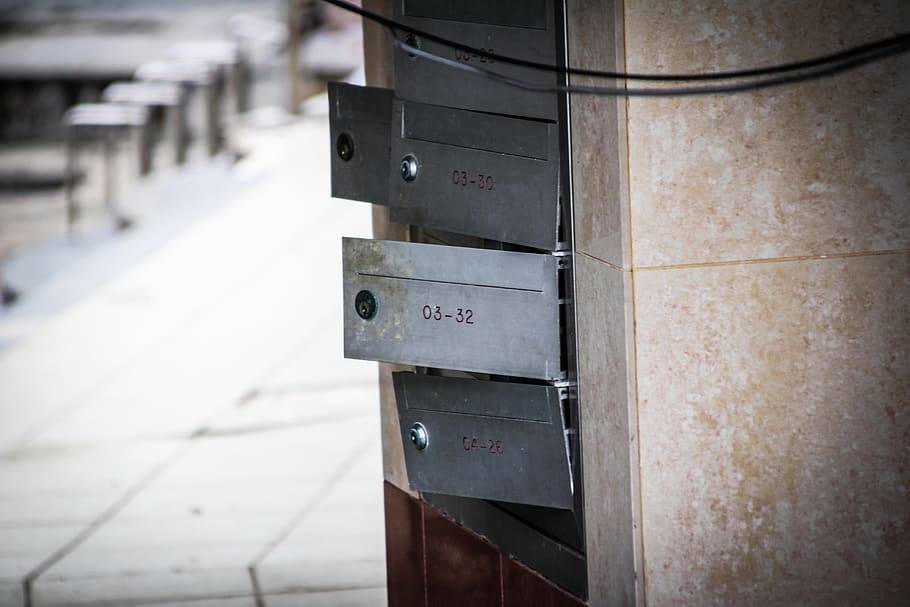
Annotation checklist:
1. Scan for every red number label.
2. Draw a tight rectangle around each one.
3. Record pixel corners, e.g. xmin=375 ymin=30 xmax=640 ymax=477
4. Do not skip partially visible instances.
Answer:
xmin=461 ymin=436 xmax=503 ymax=455
xmin=422 ymin=305 xmax=474 ymax=325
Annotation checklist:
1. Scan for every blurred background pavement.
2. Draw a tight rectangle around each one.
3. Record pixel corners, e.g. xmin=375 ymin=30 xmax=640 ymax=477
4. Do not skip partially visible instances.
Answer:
xmin=0 ymin=2 xmax=385 ymax=606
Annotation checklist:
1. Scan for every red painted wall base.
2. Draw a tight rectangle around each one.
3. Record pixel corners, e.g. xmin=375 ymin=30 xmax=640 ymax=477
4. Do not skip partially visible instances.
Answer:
xmin=384 ymin=482 xmax=587 ymax=607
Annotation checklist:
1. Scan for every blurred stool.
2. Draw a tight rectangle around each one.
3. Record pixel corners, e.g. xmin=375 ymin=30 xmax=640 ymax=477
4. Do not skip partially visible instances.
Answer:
xmin=63 ymin=103 xmax=150 ymax=232
xmin=135 ymin=60 xmax=222 ymax=157
xmin=102 ymin=81 xmax=188 ymax=168
xmin=167 ymin=40 xmax=250 ymax=115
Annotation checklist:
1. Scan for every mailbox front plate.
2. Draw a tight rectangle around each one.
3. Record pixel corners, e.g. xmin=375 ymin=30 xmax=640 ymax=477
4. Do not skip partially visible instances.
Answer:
xmin=343 ymin=238 xmax=563 ymax=380
xmin=389 ymin=100 xmax=560 ymax=250
xmin=394 ymin=372 xmax=573 ymax=509
xmin=393 ymin=0 xmax=558 ymax=120
xmin=328 ymin=82 xmax=391 ymax=205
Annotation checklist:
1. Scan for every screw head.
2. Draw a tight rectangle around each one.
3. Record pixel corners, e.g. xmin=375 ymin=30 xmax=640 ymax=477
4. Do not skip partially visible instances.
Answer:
xmin=336 ymin=132 xmax=354 ymax=161
xmin=409 ymin=422 xmax=428 ymax=450
xmin=400 ymin=155 xmax=418 ymax=182
xmin=354 ymin=290 xmax=377 ymax=320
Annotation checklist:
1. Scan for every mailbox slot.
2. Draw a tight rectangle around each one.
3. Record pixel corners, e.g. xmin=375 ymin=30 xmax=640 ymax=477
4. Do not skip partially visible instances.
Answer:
xmin=343 ymin=238 xmax=564 ymax=380
xmin=389 ymin=100 xmax=561 ymax=250
xmin=394 ymin=372 xmax=573 ymax=509
xmin=393 ymin=0 xmax=559 ymax=120
xmin=328 ymin=82 xmax=391 ymax=205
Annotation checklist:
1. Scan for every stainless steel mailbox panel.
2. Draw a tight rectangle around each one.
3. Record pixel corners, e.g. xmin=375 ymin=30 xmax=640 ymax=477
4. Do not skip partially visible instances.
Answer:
xmin=328 ymin=82 xmax=391 ymax=205
xmin=389 ymin=100 xmax=560 ymax=250
xmin=343 ymin=238 xmax=563 ymax=380
xmin=393 ymin=0 xmax=558 ymax=120
xmin=394 ymin=372 xmax=573 ymax=509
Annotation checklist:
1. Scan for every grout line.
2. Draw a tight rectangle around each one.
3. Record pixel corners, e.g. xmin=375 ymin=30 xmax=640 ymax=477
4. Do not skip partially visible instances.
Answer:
xmin=249 ymin=565 xmax=266 ymax=607
xmin=620 ymin=1 xmax=648 ymax=603
xmin=635 ymin=248 xmax=910 ymax=272
xmin=22 ymin=439 xmax=194 ymax=607
xmin=576 ymin=250 xmax=626 ymax=271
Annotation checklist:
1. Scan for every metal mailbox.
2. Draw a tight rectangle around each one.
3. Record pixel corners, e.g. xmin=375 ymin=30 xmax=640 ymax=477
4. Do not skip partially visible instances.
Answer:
xmin=394 ymin=372 xmax=573 ymax=509
xmin=389 ymin=99 xmax=561 ymax=250
xmin=343 ymin=237 xmax=564 ymax=380
xmin=393 ymin=0 xmax=559 ymax=121
xmin=328 ymin=82 xmax=391 ymax=205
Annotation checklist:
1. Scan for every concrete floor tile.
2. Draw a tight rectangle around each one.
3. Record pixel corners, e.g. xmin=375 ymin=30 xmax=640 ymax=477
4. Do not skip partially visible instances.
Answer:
xmin=204 ymin=385 xmax=378 ymax=437
xmin=274 ymin=510 xmax=385 ymax=548
xmin=0 ymin=494 xmax=112 ymax=527
xmin=130 ymin=599 xmax=256 ymax=607
xmin=32 ymin=568 xmax=255 ymax=606
xmin=0 ymin=443 xmax=176 ymax=498
xmin=0 ymin=526 xmax=83 ymax=559
xmin=0 ymin=525 xmax=83 ymax=583
xmin=264 ymin=587 xmax=387 ymax=607
xmin=256 ymin=560 xmax=386 ymax=597
xmin=131 ymin=599 xmax=256 ymax=607
xmin=316 ymin=480 xmax=384 ymax=514
xmin=0 ymin=581 xmax=24 ymax=607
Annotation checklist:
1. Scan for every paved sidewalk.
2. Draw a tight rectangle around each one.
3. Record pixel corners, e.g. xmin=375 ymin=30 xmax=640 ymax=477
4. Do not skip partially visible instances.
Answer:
xmin=0 ymin=99 xmax=384 ymax=606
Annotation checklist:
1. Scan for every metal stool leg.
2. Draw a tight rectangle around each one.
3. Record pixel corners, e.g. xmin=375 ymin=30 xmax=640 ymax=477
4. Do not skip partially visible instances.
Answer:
xmin=65 ymin=126 xmax=78 ymax=233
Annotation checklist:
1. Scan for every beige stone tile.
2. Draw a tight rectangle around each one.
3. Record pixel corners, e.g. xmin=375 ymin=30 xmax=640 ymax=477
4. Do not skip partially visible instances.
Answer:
xmin=625 ymin=3 xmax=910 ymax=267
xmin=378 ymin=363 xmax=413 ymax=495
xmin=574 ymin=254 xmax=642 ymax=606
xmin=567 ymin=0 xmax=631 ymax=268
xmin=634 ymin=252 xmax=910 ymax=606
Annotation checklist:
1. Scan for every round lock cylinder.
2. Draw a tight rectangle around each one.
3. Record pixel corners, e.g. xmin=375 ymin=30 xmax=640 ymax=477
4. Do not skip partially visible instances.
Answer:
xmin=399 ymin=155 xmax=418 ymax=182
xmin=336 ymin=132 xmax=354 ymax=161
xmin=409 ymin=422 xmax=428 ymax=450
xmin=354 ymin=290 xmax=377 ymax=320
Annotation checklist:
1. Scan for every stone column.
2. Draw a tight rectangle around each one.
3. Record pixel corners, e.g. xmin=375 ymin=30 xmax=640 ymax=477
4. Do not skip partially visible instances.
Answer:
xmin=571 ymin=1 xmax=910 ymax=605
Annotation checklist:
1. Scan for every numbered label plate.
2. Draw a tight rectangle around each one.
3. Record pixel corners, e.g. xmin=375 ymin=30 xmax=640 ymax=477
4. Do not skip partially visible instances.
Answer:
xmin=343 ymin=238 xmax=563 ymax=380
xmin=388 ymin=99 xmax=561 ymax=250
xmin=393 ymin=0 xmax=559 ymax=120
xmin=328 ymin=82 xmax=391 ymax=205
xmin=394 ymin=372 xmax=573 ymax=509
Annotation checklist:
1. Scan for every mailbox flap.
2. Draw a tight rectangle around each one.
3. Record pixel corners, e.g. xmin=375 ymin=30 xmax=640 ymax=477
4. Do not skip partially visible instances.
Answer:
xmin=389 ymin=99 xmax=561 ymax=250
xmin=394 ymin=372 xmax=573 ymax=509
xmin=343 ymin=238 xmax=564 ymax=380
xmin=393 ymin=0 xmax=559 ymax=121
xmin=328 ymin=82 xmax=391 ymax=205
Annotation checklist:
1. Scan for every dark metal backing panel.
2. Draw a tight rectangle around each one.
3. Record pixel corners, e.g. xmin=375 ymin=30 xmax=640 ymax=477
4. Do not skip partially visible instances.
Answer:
xmin=394 ymin=373 xmax=573 ymax=509
xmin=423 ymin=492 xmax=587 ymax=599
xmin=343 ymin=238 xmax=563 ymax=379
xmin=328 ymin=82 xmax=391 ymax=205
xmin=389 ymin=100 xmax=560 ymax=250
xmin=392 ymin=0 xmax=558 ymax=120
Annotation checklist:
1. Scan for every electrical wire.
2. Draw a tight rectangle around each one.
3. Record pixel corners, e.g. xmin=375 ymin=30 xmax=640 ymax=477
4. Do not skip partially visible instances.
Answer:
xmin=391 ymin=33 xmax=910 ymax=97
xmin=322 ymin=0 xmax=910 ymax=85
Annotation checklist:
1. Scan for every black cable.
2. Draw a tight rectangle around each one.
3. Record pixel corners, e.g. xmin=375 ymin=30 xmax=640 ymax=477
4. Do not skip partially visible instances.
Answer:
xmin=323 ymin=0 xmax=910 ymax=84
xmin=392 ymin=33 xmax=910 ymax=97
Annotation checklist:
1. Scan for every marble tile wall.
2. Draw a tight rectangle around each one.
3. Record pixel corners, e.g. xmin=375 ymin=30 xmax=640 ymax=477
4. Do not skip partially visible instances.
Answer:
xmin=624 ymin=1 xmax=910 ymax=267
xmin=635 ymin=254 xmax=910 ymax=605
xmin=617 ymin=2 xmax=910 ymax=605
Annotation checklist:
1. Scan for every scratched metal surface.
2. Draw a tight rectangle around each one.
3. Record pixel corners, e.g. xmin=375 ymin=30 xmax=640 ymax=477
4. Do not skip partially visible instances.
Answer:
xmin=342 ymin=238 xmax=563 ymax=379
xmin=328 ymin=82 xmax=392 ymax=206
xmin=388 ymin=99 xmax=561 ymax=250
xmin=394 ymin=372 xmax=573 ymax=509
xmin=392 ymin=0 xmax=558 ymax=120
